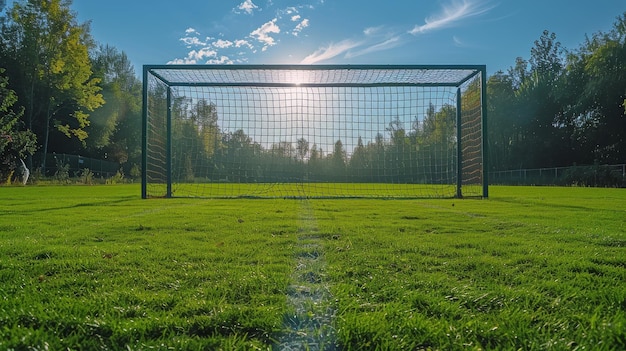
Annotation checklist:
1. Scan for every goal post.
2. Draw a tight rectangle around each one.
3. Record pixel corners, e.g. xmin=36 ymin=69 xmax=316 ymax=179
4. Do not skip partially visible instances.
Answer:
xmin=142 ymin=65 xmax=488 ymax=199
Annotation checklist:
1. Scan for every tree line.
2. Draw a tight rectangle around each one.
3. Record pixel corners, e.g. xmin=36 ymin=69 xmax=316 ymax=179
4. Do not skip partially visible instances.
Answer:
xmin=1 ymin=0 xmax=624 ymax=184
xmin=161 ymin=95 xmax=459 ymax=184
xmin=0 ymin=0 xmax=141 ymax=183
xmin=488 ymin=15 xmax=626 ymax=171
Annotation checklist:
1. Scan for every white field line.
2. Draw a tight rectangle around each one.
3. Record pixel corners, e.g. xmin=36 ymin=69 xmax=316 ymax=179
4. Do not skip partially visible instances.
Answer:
xmin=275 ymin=200 xmax=339 ymax=351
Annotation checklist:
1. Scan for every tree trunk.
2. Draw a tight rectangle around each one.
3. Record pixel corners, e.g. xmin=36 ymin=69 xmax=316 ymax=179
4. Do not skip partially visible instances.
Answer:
xmin=41 ymin=98 xmax=53 ymax=175
xmin=26 ymin=72 xmax=36 ymax=171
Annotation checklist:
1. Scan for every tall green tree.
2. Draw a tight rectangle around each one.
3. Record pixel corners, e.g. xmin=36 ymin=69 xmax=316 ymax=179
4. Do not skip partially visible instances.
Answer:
xmin=561 ymin=13 xmax=626 ymax=163
xmin=486 ymin=71 xmax=517 ymax=170
xmin=296 ymin=137 xmax=309 ymax=162
xmin=507 ymin=30 xmax=567 ymax=168
xmin=421 ymin=103 xmax=456 ymax=146
xmin=0 ymin=68 xmax=37 ymax=182
xmin=349 ymin=136 xmax=368 ymax=179
xmin=190 ymin=98 xmax=219 ymax=159
xmin=88 ymin=44 xmax=141 ymax=164
xmin=331 ymin=139 xmax=346 ymax=174
xmin=0 ymin=0 xmax=103 ymax=170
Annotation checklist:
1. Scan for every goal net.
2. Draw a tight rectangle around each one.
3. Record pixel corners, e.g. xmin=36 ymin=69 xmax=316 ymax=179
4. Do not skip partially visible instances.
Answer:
xmin=142 ymin=65 xmax=487 ymax=198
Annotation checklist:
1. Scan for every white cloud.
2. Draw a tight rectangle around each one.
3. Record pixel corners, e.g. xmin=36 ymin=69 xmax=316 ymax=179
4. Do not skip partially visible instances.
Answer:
xmin=301 ymin=22 xmax=405 ymax=63
xmin=250 ymin=19 xmax=281 ymax=48
xmin=169 ymin=47 xmax=219 ymax=65
xmin=300 ymin=39 xmax=362 ymax=64
xmin=206 ymin=56 xmax=234 ymax=64
xmin=453 ymin=35 xmax=465 ymax=47
xmin=167 ymin=58 xmax=197 ymax=65
xmin=234 ymin=39 xmax=254 ymax=49
xmin=409 ymin=0 xmax=493 ymax=35
xmin=213 ymin=39 xmax=234 ymax=49
xmin=283 ymin=6 xmax=298 ymax=15
xmin=172 ymin=0 xmax=325 ymax=63
xmin=363 ymin=26 xmax=384 ymax=36
xmin=236 ymin=0 xmax=259 ymax=15
xmin=292 ymin=19 xmax=309 ymax=36
xmin=346 ymin=36 xmax=403 ymax=59
xmin=180 ymin=36 xmax=208 ymax=47
xmin=190 ymin=48 xmax=218 ymax=61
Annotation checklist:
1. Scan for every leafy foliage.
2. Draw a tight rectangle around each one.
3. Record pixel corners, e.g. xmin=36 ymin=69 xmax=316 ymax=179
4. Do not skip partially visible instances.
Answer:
xmin=2 ymin=0 xmax=103 ymax=160
xmin=89 ymin=44 xmax=142 ymax=168
xmin=0 ymin=0 xmax=106 ymax=175
xmin=488 ymin=14 xmax=626 ymax=170
xmin=0 ymin=68 xmax=36 ymax=182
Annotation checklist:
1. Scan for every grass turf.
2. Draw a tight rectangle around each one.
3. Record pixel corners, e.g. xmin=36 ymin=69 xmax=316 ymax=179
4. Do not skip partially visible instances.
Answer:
xmin=0 ymin=185 xmax=624 ymax=350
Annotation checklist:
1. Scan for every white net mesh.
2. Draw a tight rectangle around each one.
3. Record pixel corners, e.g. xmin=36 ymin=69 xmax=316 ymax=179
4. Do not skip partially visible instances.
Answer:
xmin=144 ymin=65 xmax=485 ymax=198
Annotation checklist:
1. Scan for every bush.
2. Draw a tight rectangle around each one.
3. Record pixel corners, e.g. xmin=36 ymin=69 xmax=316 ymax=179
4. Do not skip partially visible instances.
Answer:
xmin=106 ymin=169 xmax=125 ymax=184
xmin=79 ymin=168 xmax=94 ymax=185
xmin=560 ymin=164 xmax=622 ymax=187
xmin=129 ymin=163 xmax=141 ymax=180
xmin=29 ymin=167 xmax=42 ymax=184
xmin=54 ymin=160 xmax=70 ymax=184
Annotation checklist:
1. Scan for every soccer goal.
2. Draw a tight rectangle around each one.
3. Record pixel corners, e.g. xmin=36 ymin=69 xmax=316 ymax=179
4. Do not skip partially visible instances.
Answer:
xmin=142 ymin=65 xmax=487 ymax=199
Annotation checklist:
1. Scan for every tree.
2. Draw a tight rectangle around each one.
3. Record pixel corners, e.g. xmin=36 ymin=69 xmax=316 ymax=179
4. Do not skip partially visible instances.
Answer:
xmin=508 ymin=57 xmax=530 ymax=90
xmin=309 ymin=143 xmax=319 ymax=162
xmin=221 ymin=129 xmax=256 ymax=181
xmin=386 ymin=117 xmax=411 ymax=179
xmin=366 ymin=133 xmax=386 ymax=179
xmin=0 ymin=68 xmax=37 ymax=183
xmin=530 ymin=30 xmax=564 ymax=78
xmin=508 ymin=30 xmax=568 ymax=168
xmin=421 ymin=103 xmax=456 ymax=146
xmin=272 ymin=141 xmax=295 ymax=159
xmin=88 ymin=44 xmax=141 ymax=166
xmin=561 ymin=13 xmax=626 ymax=163
xmin=331 ymin=139 xmax=346 ymax=173
xmin=349 ymin=136 xmax=368 ymax=178
xmin=296 ymin=137 xmax=309 ymax=162
xmin=486 ymin=71 xmax=517 ymax=170
xmin=0 ymin=0 xmax=103 ymax=171
xmin=190 ymin=98 xmax=219 ymax=158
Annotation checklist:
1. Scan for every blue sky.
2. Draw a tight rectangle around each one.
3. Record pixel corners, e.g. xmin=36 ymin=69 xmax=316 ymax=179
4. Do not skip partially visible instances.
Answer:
xmin=4 ymin=0 xmax=625 ymax=75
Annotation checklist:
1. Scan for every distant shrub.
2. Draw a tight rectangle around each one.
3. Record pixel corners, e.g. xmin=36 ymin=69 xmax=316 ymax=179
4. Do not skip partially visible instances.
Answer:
xmin=560 ymin=164 xmax=622 ymax=187
xmin=54 ymin=160 xmax=70 ymax=183
xmin=183 ymin=155 xmax=195 ymax=182
xmin=107 ymin=169 xmax=125 ymax=184
xmin=79 ymin=168 xmax=94 ymax=185
xmin=30 ymin=167 xmax=42 ymax=184
xmin=129 ymin=163 xmax=141 ymax=180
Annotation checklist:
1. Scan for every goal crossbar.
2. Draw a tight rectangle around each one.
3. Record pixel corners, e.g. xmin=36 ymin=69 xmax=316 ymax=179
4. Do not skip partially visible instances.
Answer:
xmin=146 ymin=64 xmax=483 ymax=87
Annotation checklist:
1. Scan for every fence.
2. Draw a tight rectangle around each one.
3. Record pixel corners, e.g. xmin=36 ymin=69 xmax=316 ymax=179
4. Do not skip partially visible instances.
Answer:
xmin=489 ymin=164 xmax=626 ymax=187
xmin=44 ymin=153 xmax=120 ymax=179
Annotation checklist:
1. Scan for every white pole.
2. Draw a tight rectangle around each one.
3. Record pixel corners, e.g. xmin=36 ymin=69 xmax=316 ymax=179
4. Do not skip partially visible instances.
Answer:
xmin=19 ymin=158 xmax=30 ymax=185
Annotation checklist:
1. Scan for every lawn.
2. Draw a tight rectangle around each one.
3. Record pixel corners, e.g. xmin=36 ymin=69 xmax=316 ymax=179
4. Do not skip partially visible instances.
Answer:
xmin=0 ymin=185 xmax=624 ymax=350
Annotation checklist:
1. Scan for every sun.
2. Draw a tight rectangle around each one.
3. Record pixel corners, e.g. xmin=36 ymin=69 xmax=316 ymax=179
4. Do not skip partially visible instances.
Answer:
xmin=285 ymin=69 xmax=311 ymax=87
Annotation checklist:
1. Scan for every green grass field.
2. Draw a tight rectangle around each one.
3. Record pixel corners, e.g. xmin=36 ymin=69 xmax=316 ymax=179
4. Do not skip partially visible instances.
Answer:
xmin=0 ymin=185 xmax=624 ymax=350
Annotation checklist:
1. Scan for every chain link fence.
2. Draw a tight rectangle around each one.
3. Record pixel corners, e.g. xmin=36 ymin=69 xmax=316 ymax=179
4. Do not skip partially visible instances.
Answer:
xmin=489 ymin=164 xmax=626 ymax=187
xmin=44 ymin=153 xmax=120 ymax=179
